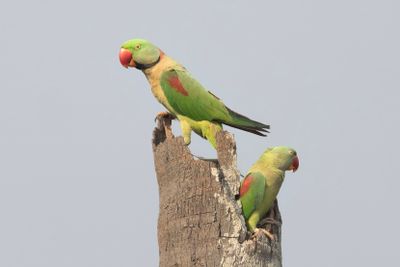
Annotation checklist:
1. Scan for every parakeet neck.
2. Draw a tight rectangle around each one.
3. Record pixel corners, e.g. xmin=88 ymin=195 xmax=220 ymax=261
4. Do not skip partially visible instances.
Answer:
xmin=142 ymin=55 xmax=179 ymax=80
xmin=141 ymin=55 xmax=181 ymax=112
xmin=135 ymin=57 xmax=161 ymax=70
xmin=247 ymin=156 xmax=285 ymax=179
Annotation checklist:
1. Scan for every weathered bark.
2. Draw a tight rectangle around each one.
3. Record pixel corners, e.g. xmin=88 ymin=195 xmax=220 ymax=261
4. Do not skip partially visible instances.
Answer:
xmin=152 ymin=117 xmax=282 ymax=267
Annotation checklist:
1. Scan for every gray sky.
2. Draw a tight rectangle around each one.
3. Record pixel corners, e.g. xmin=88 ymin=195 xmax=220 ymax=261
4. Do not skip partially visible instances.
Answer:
xmin=1 ymin=0 xmax=399 ymax=266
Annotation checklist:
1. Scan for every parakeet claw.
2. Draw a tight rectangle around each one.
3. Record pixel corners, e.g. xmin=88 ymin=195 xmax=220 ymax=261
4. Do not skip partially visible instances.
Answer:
xmin=252 ymin=228 xmax=275 ymax=241
xmin=183 ymin=136 xmax=191 ymax=146
xmin=154 ymin=111 xmax=176 ymax=122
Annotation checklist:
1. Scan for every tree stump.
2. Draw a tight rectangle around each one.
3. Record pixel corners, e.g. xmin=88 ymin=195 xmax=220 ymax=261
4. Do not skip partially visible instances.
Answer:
xmin=152 ymin=117 xmax=282 ymax=267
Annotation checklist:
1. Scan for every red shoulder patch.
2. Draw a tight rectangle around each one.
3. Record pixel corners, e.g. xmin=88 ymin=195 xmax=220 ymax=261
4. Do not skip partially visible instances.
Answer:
xmin=168 ymin=75 xmax=189 ymax=96
xmin=239 ymin=175 xmax=253 ymax=197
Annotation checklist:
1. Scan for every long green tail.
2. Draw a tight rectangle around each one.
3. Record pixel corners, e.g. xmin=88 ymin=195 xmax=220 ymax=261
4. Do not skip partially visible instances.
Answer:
xmin=220 ymin=107 xmax=270 ymax=136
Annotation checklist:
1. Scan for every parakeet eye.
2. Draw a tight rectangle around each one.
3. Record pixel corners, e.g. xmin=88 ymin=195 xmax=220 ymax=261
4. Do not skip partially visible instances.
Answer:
xmin=288 ymin=150 xmax=296 ymax=156
xmin=135 ymin=44 xmax=141 ymax=50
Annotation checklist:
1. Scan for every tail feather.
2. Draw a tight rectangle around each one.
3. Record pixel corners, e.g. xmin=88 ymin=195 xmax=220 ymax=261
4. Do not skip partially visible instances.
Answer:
xmin=224 ymin=124 xmax=268 ymax=136
xmin=218 ymin=107 xmax=270 ymax=136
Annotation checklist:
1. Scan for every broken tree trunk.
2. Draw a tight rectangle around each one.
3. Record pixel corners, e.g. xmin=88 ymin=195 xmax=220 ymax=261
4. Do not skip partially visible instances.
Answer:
xmin=152 ymin=117 xmax=283 ymax=267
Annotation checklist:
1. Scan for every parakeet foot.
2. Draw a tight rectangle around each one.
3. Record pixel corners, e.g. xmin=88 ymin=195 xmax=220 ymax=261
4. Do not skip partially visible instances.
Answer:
xmin=252 ymin=228 xmax=275 ymax=241
xmin=183 ymin=136 xmax=191 ymax=146
xmin=154 ymin=111 xmax=176 ymax=122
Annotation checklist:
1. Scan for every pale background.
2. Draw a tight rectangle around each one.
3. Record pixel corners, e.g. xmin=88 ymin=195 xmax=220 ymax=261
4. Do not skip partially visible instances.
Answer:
xmin=1 ymin=1 xmax=399 ymax=266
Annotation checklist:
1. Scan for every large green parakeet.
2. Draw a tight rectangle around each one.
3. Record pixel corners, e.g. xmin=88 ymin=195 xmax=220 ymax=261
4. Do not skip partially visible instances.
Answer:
xmin=240 ymin=146 xmax=299 ymax=238
xmin=119 ymin=39 xmax=269 ymax=149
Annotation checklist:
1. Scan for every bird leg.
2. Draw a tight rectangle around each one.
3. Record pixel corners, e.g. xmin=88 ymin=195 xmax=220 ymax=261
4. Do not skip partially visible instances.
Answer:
xmin=179 ymin=119 xmax=192 ymax=146
xmin=254 ymin=201 xmax=282 ymax=241
xmin=252 ymin=228 xmax=275 ymax=241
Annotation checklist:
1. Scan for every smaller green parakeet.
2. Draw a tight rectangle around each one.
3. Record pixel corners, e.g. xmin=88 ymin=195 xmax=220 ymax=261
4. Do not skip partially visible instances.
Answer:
xmin=239 ymin=146 xmax=299 ymax=239
xmin=119 ymin=38 xmax=269 ymax=149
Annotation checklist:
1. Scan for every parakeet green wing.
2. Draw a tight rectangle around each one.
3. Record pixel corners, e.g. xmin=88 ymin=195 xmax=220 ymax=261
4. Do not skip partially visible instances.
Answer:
xmin=160 ymin=69 xmax=231 ymax=122
xmin=239 ymin=172 xmax=266 ymax=219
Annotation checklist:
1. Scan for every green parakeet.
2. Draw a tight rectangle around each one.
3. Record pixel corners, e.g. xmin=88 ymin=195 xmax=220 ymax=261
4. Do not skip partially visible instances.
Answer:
xmin=240 ymin=146 xmax=299 ymax=238
xmin=119 ymin=39 xmax=269 ymax=149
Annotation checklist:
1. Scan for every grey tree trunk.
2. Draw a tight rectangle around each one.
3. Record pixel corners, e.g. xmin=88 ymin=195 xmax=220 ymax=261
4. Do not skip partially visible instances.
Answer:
xmin=152 ymin=117 xmax=283 ymax=267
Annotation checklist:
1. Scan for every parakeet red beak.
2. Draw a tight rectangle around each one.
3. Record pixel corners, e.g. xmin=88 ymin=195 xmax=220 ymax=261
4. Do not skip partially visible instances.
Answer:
xmin=119 ymin=48 xmax=135 ymax=68
xmin=289 ymin=156 xmax=299 ymax=172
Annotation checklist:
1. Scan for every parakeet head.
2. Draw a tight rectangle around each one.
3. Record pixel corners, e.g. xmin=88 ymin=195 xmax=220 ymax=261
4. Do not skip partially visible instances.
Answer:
xmin=264 ymin=146 xmax=299 ymax=172
xmin=119 ymin=39 xmax=161 ymax=70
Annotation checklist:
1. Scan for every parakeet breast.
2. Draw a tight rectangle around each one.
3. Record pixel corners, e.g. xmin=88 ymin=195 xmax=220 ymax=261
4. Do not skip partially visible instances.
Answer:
xmin=143 ymin=56 xmax=182 ymax=113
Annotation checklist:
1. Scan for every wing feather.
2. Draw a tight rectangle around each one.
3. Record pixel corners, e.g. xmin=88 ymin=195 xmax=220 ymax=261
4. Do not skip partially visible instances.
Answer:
xmin=160 ymin=69 xmax=230 ymax=122
xmin=239 ymin=172 xmax=266 ymax=219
